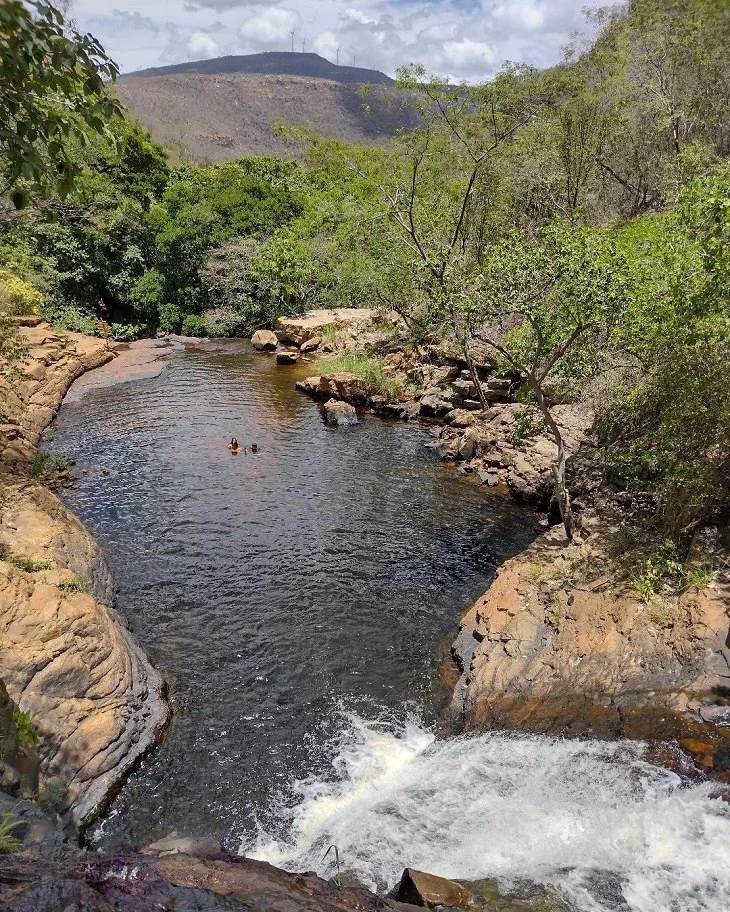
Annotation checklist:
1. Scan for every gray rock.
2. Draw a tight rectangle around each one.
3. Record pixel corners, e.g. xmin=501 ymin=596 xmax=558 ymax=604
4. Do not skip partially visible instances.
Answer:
xmin=419 ymin=394 xmax=453 ymax=418
xmin=323 ymin=400 xmax=358 ymax=427
xmin=276 ymin=349 xmax=300 ymax=365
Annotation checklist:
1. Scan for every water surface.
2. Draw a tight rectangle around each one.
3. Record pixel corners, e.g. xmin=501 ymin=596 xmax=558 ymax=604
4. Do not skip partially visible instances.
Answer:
xmin=46 ymin=340 xmax=535 ymax=849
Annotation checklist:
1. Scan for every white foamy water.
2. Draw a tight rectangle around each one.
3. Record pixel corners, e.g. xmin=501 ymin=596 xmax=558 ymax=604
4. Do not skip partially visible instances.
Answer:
xmin=244 ymin=713 xmax=730 ymax=912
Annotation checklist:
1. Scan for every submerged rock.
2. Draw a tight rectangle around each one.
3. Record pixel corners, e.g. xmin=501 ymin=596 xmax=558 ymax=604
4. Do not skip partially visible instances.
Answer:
xmin=276 ymin=349 xmax=300 ymax=365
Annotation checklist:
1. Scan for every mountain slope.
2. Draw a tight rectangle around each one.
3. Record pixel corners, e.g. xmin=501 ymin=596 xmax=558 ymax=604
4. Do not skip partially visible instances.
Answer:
xmin=116 ymin=52 xmax=413 ymax=162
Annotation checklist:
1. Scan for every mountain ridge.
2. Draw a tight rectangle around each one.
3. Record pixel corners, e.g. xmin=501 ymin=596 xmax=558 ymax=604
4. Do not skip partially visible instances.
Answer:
xmin=123 ymin=51 xmax=394 ymax=86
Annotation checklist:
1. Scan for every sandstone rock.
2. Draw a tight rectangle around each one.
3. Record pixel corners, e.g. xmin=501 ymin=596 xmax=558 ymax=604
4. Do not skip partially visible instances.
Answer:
xmin=451 ymin=378 xmax=477 ymax=398
xmin=462 ymin=399 xmax=483 ymax=411
xmin=250 ymin=329 xmax=278 ymax=351
xmin=394 ymin=868 xmax=470 ymax=909
xmin=449 ymin=521 xmax=730 ymax=740
xmin=300 ymin=336 xmax=322 ymax=353
xmin=323 ymin=400 xmax=358 ymax=427
xmin=458 ymin=435 xmax=476 ymax=460
xmin=295 ymin=376 xmax=321 ymax=395
xmin=276 ymin=349 xmax=300 ymax=365
xmin=0 ymin=479 xmax=169 ymax=830
xmin=444 ymin=409 xmax=477 ymax=428
xmin=277 ymin=308 xmax=375 ymax=345
xmin=0 ymin=760 xmax=20 ymax=795
xmin=317 ymin=372 xmax=369 ymax=404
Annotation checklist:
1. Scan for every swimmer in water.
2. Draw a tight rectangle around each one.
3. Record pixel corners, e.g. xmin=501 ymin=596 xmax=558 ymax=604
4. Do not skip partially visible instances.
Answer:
xmin=251 ymin=443 xmax=258 ymax=453
xmin=228 ymin=437 xmax=240 ymax=453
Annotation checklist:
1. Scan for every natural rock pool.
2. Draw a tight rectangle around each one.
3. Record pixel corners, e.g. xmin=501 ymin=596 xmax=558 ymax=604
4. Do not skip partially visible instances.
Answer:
xmin=46 ymin=340 xmax=535 ymax=846
xmin=46 ymin=340 xmax=730 ymax=912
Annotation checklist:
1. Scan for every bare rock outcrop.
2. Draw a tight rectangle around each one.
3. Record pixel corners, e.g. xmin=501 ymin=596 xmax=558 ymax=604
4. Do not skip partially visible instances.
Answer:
xmin=0 ymin=324 xmax=169 ymax=831
xmin=0 ymin=324 xmax=114 ymax=466
xmin=277 ymin=308 xmax=376 ymax=345
xmin=449 ymin=517 xmax=730 ymax=745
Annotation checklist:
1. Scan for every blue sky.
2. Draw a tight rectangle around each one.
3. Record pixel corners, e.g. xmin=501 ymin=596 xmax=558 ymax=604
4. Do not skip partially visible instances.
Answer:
xmin=68 ymin=0 xmax=618 ymax=80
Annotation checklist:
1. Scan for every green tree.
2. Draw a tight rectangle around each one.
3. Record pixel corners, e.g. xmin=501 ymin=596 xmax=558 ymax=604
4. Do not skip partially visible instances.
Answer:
xmin=462 ymin=222 xmax=631 ymax=538
xmin=0 ymin=1 xmax=122 ymax=207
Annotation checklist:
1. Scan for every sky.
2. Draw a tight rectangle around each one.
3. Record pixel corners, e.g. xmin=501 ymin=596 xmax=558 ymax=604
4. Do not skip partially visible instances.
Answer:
xmin=67 ymin=0 xmax=617 ymax=82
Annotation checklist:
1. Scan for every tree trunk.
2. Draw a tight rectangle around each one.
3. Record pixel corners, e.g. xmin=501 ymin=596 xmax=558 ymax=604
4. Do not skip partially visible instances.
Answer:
xmin=453 ymin=313 xmax=489 ymax=411
xmin=530 ymin=377 xmax=574 ymax=540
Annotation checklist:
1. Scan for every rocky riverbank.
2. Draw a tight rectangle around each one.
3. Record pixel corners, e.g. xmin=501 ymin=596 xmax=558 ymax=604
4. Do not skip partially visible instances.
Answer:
xmin=0 ymin=322 xmax=169 ymax=831
xmin=264 ymin=309 xmax=730 ymax=764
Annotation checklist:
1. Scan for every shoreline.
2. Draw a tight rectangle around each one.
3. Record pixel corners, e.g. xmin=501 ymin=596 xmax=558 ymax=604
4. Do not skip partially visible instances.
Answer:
xmin=268 ymin=310 xmax=730 ymax=769
xmin=0 ymin=322 xmax=171 ymax=832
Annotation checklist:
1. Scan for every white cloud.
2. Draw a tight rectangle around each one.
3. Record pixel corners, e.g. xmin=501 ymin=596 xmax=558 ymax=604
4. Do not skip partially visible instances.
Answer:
xmin=442 ymin=38 xmax=495 ymax=71
xmin=344 ymin=8 xmax=378 ymax=26
xmin=186 ymin=30 xmax=221 ymax=59
xmin=72 ymin=0 xmax=623 ymax=80
xmin=237 ymin=6 xmax=299 ymax=49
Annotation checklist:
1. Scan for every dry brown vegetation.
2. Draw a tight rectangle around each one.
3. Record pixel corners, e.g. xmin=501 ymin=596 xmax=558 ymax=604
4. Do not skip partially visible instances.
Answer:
xmin=116 ymin=72 xmax=418 ymax=163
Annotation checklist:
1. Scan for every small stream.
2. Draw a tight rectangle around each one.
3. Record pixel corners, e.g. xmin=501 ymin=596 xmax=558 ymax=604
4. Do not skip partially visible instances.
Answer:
xmin=46 ymin=340 xmax=730 ymax=912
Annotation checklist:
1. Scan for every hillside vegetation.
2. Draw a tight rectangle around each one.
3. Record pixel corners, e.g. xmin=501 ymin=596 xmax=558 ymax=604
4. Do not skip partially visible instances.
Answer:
xmin=116 ymin=72 xmax=419 ymax=162
xmin=0 ymin=0 xmax=728 ymax=547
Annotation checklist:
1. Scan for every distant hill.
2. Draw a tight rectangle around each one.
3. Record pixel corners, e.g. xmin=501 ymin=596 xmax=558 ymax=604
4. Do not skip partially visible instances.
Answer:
xmin=124 ymin=51 xmax=394 ymax=86
xmin=116 ymin=53 xmax=414 ymax=162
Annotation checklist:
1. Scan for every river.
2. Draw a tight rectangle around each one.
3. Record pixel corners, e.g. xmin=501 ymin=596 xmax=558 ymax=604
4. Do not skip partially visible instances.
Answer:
xmin=46 ymin=339 xmax=730 ymax=912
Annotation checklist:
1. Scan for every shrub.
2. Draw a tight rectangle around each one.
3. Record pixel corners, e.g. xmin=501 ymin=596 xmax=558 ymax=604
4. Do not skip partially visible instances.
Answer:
xmin=43 ymin=302 xmax=98 ymax=336
xmin=319 ymin=351 xmax=402 ymax=397
xmin=36 ymin=779 xmax=67 ymax=815
xmin=29 ymin=451 xmax=71 ymax=483
xmin=2 ymin=554 xmax=54 ymax=572
xmin=0 ymin=813 xmax=23 ymax=855
xmin=181 ymin=314 xmax=208 ymax=337
xmin=0 ymin=269 xmax=43 ymax=315
xmin=158 ymin=301 xmax=182 ymax=334
xmin=109 ymin=322 xmax=145 ymax=342
xmin=58 ymin=576 xmax=91 ymax=594
xmin=509 ymin=407 xmax=546 ymax=446
xmin=12 ymin=708 xmax=39 ymax=748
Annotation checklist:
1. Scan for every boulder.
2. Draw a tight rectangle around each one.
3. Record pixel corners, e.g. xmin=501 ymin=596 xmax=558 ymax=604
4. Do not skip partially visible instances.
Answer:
xmin=300 ymin=336 xmax=322 ymax=353
xmin=419 ymin=394 xmax=453 ymax=419
xmin=276 ymin=308 xmax=375 ymax=345
xmin=250 ymin=329 xmax=278 ymax=351
xmin=458 ymin=434 xmax=476 ymax=460
xmin=323 ymin=400 xmax=358 ymax=427
xmin=445 ymin=409 xmax=477 ymax=428
xmin=394 ymin=868 xmax=470 ymax=910
xmin=295 ymin=376 xmax=321 ymax=395
xmin=318 ymin=372 xmax=369 ymax=404
xmin=276 ymin=349 xmax=300 ymax=365
xmin=451 ymin=378 xmax=477 ymax=398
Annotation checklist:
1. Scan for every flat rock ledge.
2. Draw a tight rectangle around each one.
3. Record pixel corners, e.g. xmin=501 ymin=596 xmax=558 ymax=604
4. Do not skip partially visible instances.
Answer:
xmin=0 ymin=323 xmax=169 ymax=831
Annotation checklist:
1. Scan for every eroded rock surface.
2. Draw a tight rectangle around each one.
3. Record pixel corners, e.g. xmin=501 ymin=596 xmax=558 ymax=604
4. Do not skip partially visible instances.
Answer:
xmin=0 ymin=325 xmax=114 ymax=466
xmin=449 ymin=515 xmax=730 ymax=744
xmin=277 ymin=309 xmax=376 ymax=345
xmin=0 ymin=325 xmax=169 ymax=831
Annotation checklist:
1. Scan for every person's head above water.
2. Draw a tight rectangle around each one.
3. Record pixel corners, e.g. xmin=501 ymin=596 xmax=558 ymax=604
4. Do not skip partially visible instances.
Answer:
xmin=229 ymin=437 xmax=239 ymax=448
